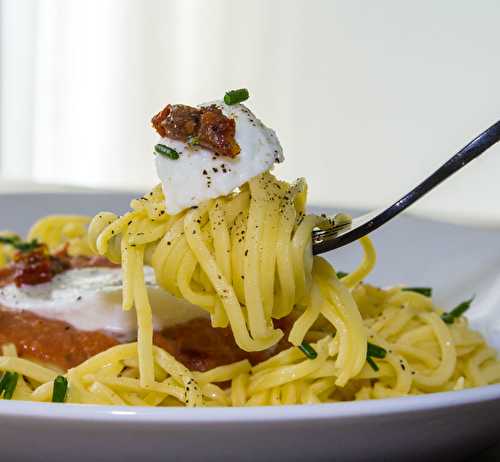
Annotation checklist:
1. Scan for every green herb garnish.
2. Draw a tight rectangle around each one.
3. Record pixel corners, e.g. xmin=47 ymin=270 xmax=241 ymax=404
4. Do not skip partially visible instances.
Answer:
xmin=0 ymin=372 xmax=19 ymax=399
xmin=154 ymin=144 xmax=180 ymax=160
xmin=366 ymin=356 xmax=379 ymax=372
xmin=13 ymin=239 xmax=39 ymax=252
xmin=366 ymin=342 xmax=386 ymax=371
xmin=0 ymin=372 xmax=10 ymax=394
xmin=402 ymin=287 xmax=433 ymax=297
xmin=0 ymin=236 xmax=39 ymax=253
xmin=52 ymin=375 xmax=68 ymax=403
xmin=336 ymin=271 xmax=348 ymax=279
xmin=224 ymin=88 xmax=249 ymax=105
xmin=441 ymin=296 xmax=474 ymax=324
xmin=299 ymin=341 xmax=318 ymax=359
xmin=0 ymin=236 xmax=19 ymax=246
xmin=367 ymin=342 xmax=387 ymax=359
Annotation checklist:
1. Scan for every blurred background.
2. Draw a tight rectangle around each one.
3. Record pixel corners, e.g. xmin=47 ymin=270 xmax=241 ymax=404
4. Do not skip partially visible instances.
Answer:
xmin=1 ymin=0 xmax=499 ymax=225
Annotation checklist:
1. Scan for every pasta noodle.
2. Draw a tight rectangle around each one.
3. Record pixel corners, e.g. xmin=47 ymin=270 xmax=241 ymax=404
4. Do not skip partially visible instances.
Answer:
xmin=1 ymin=173 xmax=499 ymax=406
xmin=27 ymin=214 xmax=93 ymax=257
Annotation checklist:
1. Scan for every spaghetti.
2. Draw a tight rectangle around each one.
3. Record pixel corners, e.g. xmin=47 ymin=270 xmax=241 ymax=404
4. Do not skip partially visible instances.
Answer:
xmin=1 ymin=174 xmax=498 ymax=406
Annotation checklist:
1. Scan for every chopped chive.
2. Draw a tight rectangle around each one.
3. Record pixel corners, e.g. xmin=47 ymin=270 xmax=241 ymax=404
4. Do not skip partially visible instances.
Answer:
xmin=402 ymin=287 xmax=433 ymax=297
xmin=13 ymin=239 xmax=40 ymax=253
xmin=441 ymin=296 xmax=475 ymax=324
xmin=299 ymin=342 xmax=318 ymax=359
xmin=1 ymin=372 xmax=18 ymax=399
xmin=224 ymin=88 xmax=249 ymax=105
xmin=366 ymin=356 xmax=379 ymax=372
xmin=367 ymin=342 xmax=387 ymax=359
xmin=0 ymin=236 xmax=19 ymax=246
xmin=336 ymin=271 xmax=348 ymax=279
xmin=0 ymin=236 xmax=39 ymax=253
xmin=0 ymin=372 xmax=10 ymax=394
xmin=52 ymin=375 xmax=68 ymax=403
xmin=154 ymin=144 xmax=180 ymax=160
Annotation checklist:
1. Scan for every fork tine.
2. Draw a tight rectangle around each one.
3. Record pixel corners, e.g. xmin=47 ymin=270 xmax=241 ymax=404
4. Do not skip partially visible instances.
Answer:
xmin=312 ymin=225 xmax=352 ymax=246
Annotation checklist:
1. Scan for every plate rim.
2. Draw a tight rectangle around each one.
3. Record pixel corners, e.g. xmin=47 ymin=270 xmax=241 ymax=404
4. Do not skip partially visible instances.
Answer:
xmin=0 ymin=384 xmax=499 ymax=423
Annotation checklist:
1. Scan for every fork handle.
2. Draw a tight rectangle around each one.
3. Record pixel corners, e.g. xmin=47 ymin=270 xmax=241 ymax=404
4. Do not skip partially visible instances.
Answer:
xmin=390 ymin=120 xmax=500 ymax=218
xmin=313 ymin=120 xmax=500 ymax=254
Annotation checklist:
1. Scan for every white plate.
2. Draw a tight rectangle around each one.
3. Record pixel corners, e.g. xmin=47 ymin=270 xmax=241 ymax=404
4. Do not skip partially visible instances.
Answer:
xmin=1 ymin=192 xmax=500 ymax=462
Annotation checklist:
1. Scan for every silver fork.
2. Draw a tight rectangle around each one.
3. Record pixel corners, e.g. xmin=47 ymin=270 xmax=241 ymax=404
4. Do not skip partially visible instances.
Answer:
xmin=312 ymin=120 xmax=500 ymax=255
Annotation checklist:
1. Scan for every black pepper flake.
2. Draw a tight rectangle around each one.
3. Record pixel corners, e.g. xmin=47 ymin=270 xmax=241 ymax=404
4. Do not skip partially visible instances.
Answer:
xmin=244 ymin=250 xmax=248 ymax=256
xmin=202 ymin=170 xmax=208 ymax=175
xmin=76 ymin=296 xmax=82 ymax=301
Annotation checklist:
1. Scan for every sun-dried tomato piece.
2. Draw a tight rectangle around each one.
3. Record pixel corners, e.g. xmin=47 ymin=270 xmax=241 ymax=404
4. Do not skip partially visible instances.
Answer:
xmin=11 ymin=245 xmax=70 ymax=287
xmin=152 ymin=104 xmax=240 ymax=158
xmin=0 ymin=245 xmax=118 ymax=288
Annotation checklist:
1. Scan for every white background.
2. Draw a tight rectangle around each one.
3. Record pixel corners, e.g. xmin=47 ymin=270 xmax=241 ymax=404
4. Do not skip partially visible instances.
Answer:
xmin=1 ymin=0 xmax=499 ymax=225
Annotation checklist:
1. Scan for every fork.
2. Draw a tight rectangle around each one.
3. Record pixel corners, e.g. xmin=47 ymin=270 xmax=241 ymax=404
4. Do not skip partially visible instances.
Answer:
xmin=312 ymin=120 xmax=500 ymax=255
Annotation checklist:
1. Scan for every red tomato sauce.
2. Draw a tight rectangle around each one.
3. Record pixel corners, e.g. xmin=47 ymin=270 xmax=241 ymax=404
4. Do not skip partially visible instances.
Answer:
xmin=0 ymin=308 xmax=292 ymax=372
xmin=0 ymin=308 xmax=119 ymax=370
